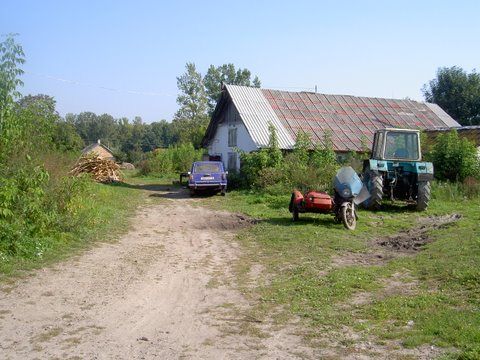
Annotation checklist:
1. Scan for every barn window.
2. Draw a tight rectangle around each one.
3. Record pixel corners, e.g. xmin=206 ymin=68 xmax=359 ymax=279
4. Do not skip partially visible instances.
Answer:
xmin=228 ymin=152 xmax=237 ymax=171
xmin=228 ymin=128 xmax=237 ymax=147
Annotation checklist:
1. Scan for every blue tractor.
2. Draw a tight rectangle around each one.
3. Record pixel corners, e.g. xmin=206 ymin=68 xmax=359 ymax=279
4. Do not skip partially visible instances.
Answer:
xmin=362 ymin=128 xmax=434 ymax=211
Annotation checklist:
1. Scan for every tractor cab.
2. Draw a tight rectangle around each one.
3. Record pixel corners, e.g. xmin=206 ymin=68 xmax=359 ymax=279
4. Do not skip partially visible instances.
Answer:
xmin=372 ymin=128 xmax=421 ymax=161
xmin=362 ymin=128 xmax=434 ymax=211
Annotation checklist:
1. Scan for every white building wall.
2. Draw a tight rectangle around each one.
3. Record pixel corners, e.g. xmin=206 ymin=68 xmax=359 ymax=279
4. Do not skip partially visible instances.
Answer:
xmin=207 ymin=103 xmax=258 ymax=171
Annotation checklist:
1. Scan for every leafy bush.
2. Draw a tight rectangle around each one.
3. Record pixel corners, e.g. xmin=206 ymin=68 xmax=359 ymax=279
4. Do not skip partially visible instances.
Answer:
xmin=238 ymin=129 xmax=339 ymax=194
xmin=171 ymin=142 xmax=205 ymax=172
xmin=139 ymin=143 xmax=204 ymax=176
xmin=0 ymin=35 xmax=110 ymax=266
xmin=427 ymin=129 xmax=480 ymax=181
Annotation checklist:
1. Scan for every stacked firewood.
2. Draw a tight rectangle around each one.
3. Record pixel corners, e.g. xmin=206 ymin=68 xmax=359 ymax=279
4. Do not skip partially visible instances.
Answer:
xmin=70 ymin=153 xmax=122 ymax=183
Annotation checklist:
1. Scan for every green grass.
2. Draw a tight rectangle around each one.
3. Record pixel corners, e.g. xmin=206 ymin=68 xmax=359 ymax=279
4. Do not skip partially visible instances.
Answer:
xmin=0 ymin=179 xmax=144 ymax=279
xmin=203 ymin=184 xmax=480 ymax=358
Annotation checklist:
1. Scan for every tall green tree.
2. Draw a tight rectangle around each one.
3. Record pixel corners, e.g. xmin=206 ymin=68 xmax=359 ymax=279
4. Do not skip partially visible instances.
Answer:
xmin=203 ymin=63 xmax=261 ymax=114
xmin=15 ymin=94 xmax=59 ymax=154
xmin=0 ymin=34 xmax=26 ymax=165
xmin=422 ymin=66 xmax=480 ymax=126
xmin=142 ymin=120 xmax=173 ymax=151
xmin=172 ymin=62 xmax=209 ymax=147
xmin=0 ymin=34 xmax=25 ymax=124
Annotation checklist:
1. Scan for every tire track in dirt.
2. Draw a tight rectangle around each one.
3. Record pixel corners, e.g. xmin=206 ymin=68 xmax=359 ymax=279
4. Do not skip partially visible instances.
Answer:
xmin=0 ymin=188 xmax=315 ymax=359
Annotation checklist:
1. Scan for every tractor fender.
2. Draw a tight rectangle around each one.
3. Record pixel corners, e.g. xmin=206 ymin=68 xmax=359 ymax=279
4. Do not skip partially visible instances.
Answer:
xmin=367 ymin=159 xmax=388 ymax=172
xmin=414 ymin=162 xmax=434 ymax=174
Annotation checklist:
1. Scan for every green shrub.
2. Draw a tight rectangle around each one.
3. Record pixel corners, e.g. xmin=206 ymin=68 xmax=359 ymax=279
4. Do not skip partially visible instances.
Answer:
xmin=0 ymin=35 xmax=113 ymax=265
xmin=238 ymin=129 xmax=340 ymax=194
xmin=427 ymin=129 xmax=480 ymax=181
xmin=171 ymin=142 xmax=204 ymax=173
xmin=138 ymin=143 xmax=204 ymax=176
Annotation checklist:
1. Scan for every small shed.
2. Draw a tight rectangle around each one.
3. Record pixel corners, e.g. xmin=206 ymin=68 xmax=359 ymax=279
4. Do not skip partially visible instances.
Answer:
xmin=81 ymin=140 xmax=115 ymax=161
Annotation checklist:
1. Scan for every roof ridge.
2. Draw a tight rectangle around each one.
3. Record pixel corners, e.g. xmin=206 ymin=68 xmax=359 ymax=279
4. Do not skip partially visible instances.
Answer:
xmin=226 ymin=84 xmax=429 ymax=104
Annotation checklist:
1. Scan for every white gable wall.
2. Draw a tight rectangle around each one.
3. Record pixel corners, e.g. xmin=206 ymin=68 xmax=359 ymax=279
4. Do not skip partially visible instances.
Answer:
xmin=207 ymin=103 xmax=257 ymax=171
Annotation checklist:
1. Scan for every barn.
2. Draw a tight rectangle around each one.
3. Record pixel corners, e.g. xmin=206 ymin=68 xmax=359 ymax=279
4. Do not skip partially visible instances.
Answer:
xmin=81 ymin=140 xmax=115 ymax=161
xmin=202 ymin=84 xmax=460 ymax=171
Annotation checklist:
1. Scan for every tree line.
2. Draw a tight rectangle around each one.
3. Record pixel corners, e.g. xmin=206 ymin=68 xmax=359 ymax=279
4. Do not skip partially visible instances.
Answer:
xmin=24 ymin=62 xmax=261 ymax=163
xmin=5 ymin=34 xmax=480 ymax=168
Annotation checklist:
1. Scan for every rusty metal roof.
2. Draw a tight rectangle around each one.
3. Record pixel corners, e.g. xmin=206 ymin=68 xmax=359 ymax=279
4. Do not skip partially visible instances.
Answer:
xmin=202 ymin=85 xmax=460 ymax=152
xmin=262 ymin=88 xmax=459 ymax=152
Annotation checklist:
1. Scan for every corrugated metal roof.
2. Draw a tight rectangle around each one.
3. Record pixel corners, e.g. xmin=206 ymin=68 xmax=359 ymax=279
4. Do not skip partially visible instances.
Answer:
xmin=261 ymin=88 xmax=460 ymax=152
xmin=225 ymin=84 xmax=294 ymax=149
xmin=425 ymin=103 xmax=460 ymax=128
xmin=203 ymin=85 xmax=460 ymax=152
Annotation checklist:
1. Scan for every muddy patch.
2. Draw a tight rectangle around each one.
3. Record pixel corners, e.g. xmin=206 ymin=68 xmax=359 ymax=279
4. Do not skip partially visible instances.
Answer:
xmin=330 ymin=213 xmax=462 ymax=269
xmin=378 ymin=213 xmax=461 ymax=252
xmin=192 ymin=213 xmax=261 ymax=231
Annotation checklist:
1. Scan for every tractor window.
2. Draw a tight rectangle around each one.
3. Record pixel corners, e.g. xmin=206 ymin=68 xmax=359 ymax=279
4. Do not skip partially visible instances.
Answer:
xmin=385 ymin=132 xmax=419 ymax=160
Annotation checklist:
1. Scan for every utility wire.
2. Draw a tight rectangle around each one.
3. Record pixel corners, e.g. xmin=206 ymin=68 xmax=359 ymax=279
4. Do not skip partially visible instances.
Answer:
xmin=25 ymin=71 xmax=176 ymax=97
xmin=26 ymin=71 xmax=318 ymax=95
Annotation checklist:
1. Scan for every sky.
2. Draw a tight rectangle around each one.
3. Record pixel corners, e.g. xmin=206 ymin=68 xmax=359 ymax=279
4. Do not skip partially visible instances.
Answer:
xmin=1 ymin=0 xmax=479 ymax=123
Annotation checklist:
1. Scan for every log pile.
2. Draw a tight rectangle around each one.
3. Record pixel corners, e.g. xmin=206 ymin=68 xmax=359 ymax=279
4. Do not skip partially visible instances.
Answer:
xmin=71 ymin=153 xmax=122 ymax=183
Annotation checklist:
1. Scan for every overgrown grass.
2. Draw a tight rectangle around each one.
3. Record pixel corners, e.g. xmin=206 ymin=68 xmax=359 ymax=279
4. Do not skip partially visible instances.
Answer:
xmin=203 ymin=182 xmax=480 ymax=358
xmin=0 ymin=179 xmax=143 ymax=279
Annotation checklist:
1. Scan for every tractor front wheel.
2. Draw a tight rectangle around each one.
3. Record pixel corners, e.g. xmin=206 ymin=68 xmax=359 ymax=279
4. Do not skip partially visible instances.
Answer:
xmin=363 ymin=171 xmax=383 ymax=210
xmin=416 ymin=181 xmax=431 ymax=211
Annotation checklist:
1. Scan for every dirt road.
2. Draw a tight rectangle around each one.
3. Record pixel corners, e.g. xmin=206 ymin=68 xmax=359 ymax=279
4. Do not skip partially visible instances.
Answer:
xmin=0 ymin=187 xmax=313 ymax=359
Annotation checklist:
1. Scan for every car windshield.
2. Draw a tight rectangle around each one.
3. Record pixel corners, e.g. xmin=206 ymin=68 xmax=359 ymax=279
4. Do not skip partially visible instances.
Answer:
xmin=194 ymin=163 xmax=222 ymax=173
xmin=384 ymin=132 xmax=419 ymax=160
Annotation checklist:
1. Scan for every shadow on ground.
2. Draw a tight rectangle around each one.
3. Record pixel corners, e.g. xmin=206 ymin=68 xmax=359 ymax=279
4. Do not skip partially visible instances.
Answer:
xmin=108 ymin=181 xmax=226 ymax=200
xmin=264 ymin=214 xmax=340 ymax=228
xmin=107 ymin=182 xmax=181 ymax=192
xmin=375 ymin=202 xmax=417 ymax=213
xmin=149 ymin=191 xmax=191 ymax=200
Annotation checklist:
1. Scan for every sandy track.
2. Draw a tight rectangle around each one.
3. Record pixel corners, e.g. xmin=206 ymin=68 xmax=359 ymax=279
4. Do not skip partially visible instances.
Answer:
xmin=0 ymin=188 xmax=313 ymax=359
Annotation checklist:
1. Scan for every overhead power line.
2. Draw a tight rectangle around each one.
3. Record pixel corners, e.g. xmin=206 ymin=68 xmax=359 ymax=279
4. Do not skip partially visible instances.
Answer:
xmin=26 ymin=71 xmax=320 ymax=96
xmin=25 ymin=71 xmax=176 ymax=97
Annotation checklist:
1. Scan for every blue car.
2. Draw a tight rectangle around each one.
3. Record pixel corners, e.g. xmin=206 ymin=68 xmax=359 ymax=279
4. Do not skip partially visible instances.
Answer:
xmin=188 ymin=161 xmax=227 ymax=196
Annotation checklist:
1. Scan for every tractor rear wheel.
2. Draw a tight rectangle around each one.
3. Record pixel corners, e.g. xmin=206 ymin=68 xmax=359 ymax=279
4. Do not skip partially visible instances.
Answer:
xmin=363 ymin=171 xmax=383 ymax=210
xmin=416 ymin=181 xmax=431 ymax=211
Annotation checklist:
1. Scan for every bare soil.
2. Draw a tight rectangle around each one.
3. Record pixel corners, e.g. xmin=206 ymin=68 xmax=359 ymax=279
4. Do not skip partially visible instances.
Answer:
xmin=377 ymin=213 xmax=461 ymax=252
xmin=0 ymin=187 xmax=315 ymax=359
